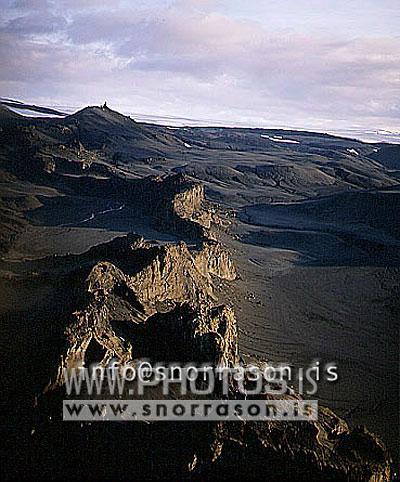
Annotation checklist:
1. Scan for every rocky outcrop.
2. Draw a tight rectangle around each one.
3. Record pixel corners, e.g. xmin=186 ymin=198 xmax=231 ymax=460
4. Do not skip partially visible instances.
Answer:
xmin=144 ymin=173 xmax=213 ymax=240
xmin=128 ymin=241 xmax=215 ymax=315
xmin=194 ymin=411 xmax=391 ymax=481
xmin=47 ymin=261 xmax=141 ymax=390
xmin=172 ymin=182 xmax=213 ymax=230
xmin=41 ymin=175 xmax=392 ymax=481
xmin=47 ymin=229 xmax=238 ymax=390
xmin=194 ymin=241 xmax=237 ymax=281
xmin=172 ymin=182 xmax=204 ymax=220
xmin=190 ymin=305 xmax=239 ymax=367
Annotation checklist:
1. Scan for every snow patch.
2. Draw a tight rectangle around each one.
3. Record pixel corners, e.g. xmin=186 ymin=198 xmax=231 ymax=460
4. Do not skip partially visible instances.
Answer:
xmin=347 ymin=148 xmax=359 ymax=156
xmin=261 ymin=134 xmax=300 ymax=144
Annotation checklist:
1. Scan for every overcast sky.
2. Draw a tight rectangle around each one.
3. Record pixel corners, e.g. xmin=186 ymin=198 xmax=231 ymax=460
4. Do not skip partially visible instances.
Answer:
xmin=0 ymin=0 xmax=399 ymax=131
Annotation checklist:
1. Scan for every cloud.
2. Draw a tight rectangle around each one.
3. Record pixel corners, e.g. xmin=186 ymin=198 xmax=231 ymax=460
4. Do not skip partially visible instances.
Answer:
xmin=12 ymin=0 xmax=50 ymax=10
xmin=3 ymin=12 xmax=67 ymax=34
xmin=0 ymin=0 xmax=398 ymax=130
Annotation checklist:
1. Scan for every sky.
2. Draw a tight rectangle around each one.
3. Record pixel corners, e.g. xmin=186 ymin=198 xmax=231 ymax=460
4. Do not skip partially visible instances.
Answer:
xmin=0 ymin=0 xmax=399 ymax=132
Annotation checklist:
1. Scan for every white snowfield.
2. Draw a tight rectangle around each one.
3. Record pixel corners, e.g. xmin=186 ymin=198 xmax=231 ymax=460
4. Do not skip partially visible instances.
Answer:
xmin=7 ymin=106 xmax=66 ymax=118
xmin=261 ymin=134 xmax=300 ymax=144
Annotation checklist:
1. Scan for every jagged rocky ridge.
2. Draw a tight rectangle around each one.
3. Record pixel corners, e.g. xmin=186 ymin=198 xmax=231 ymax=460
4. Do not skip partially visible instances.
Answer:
xmin=38 ymin=174 xmax=392 ymax=481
